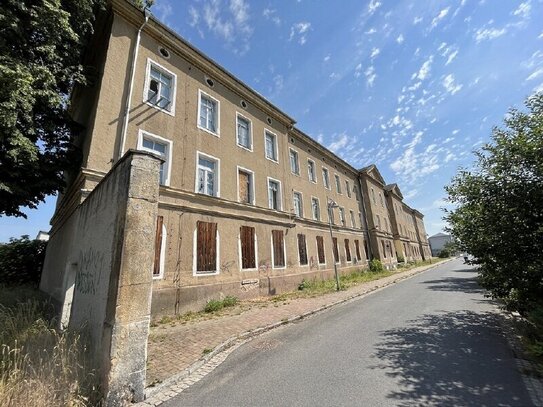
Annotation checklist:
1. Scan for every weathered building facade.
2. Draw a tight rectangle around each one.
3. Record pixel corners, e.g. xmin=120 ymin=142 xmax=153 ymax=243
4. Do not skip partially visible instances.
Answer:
xmin=40 ymin=0 xmax=431 ymax=317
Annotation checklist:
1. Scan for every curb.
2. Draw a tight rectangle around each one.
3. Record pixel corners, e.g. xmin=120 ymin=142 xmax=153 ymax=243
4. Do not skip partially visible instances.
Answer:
xmin=140 ymin=258 xmax=453 ymax=404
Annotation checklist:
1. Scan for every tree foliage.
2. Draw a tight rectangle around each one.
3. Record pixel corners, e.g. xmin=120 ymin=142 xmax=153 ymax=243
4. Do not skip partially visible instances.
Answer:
xmin=445 ymin=92 xmax=543 ymax=312
xmin=0 ymin=235 xmax=47 ymax=286
xmin=0 ymin=0 xmax=104 ymax=217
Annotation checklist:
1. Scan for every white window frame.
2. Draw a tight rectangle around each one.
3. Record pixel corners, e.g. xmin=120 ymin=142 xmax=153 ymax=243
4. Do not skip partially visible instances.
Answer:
xmin=344 ymin=239 xmax=352 ymax=264
xmin=193 ymin=225 xmax=220 ymax=276
xmin=350 ymin=210 xmax=356 ymax=228
xmin=316 ymin=237 xmax=326 ymax=265
xmin=346 ymin=180 xmax=351 ymax=198
xmin=153 ymin=222 xmax=167 ymax=279
xmin=264 ymin=129 xmax=279 ymax=163
xmin=197 ymin=89 xmax=220 ymax=137
xmin=143 ymin=58 xmax=177 ymax=116
xmin=293 ymin=191 xmax=303 ymax=217
xmin=335 ymin=174 xmax=342 ymax=194
xmin=236 ymin=112 xmax=253 ymax=151
xmin=339 ymin=207 xmax=346 ymax=226
xmin=322 ymin=167 xmax=331 ymax=189
xmin=289 ymin=148 xmax=300 ymax=175
xmin=307 ymin=159 xmax=317 ymax=183
xmin=195 ymin=151 xmax=220 ymax=197
xmin=267 ymin=177 xmax=282 ymax=211
xmin=137 ymin=130 xmax=172 ymax=186
xmin=271 ymin=232 xmax=287 ymax=270
xmin=238 ymin=227 xmax=258 ymax=271
xmin=311 ymin=196 xmax=320 ymax=221
xmin=236 ymin=166 xmax=255 ymax=205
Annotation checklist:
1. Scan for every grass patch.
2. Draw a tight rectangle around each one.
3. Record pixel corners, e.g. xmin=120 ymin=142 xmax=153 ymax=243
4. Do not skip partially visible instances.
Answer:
xmin=204 ymin=296 xmax=239 ymax=313
xmin=0 ymin=285 xmax=100 ymax=406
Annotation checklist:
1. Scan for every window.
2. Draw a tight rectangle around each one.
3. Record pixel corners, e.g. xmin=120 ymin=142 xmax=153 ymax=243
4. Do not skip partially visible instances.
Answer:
xmin=371 ymin=188 xmax=376 ymax=204
xmin=379 ymin=193 xmax=384 ymax=207
xmin=364 ymin=240 xmax=370 ymax=260
xmin=153 ymin=216 xmax=166 ymax=278
xmin=293 ymin=192 xmax=303 ymax=217
xmin=272 ymin=230 xmax=285 ymax=268
xmin=237 ymin=114 xmax=252 ymax=150
xmin=311 ymin=197 xmax=320 ymax=221
xmin=346 ymin=180 xmax=351 ymax=198
xmin=339 ymin=207 xmax=345 ymax=226
xmin=240 ymin=226 xmax=256 ymax=270
xmin=350 ymin=210 xmax=356 ymax=228
xmin=198 ymin=90 xmax=219 ymax=135
xmin=354 ymin=240 xmax=362 ymax=261
xmin=376 ymin=215 xmax=381 ymax=229
xmin=196 ymin=153 xmax=219 ymax=197
xmin=298 ymin=234 xmax=308 ymax=266
xmin=138 ymin=130 xmax=172 ymax=186
xmin=329 ymin=207 xmax=335 ymax=224
xmin=384 ymin=218 xmax=389 ymax=232
xmin=335 ymin=175 xmax=342 ymax=194
xmin=265 ymin=131 xmax=278 ymax=161
xmin=359 ymin=212 xmax=364 ymax=229
xmin=344 ymin=239 xmax=352 ymax=262
xmin=354 ymin=185 xmax=360 ymax=201
xmin=145 ymin=60 xmax=176 ymax=114
xmin=322 ymin=167 xmax=330 ymax=189
xmin=381 ymin=240 xmax=387 ymax=258
xmin=289 ymin=149 xmax=300 ymax=175
xmin=332 ymin=237 xmax=340 ymax=263
xmin=237 ymin=167 xmax=254 ymax=204
xmin=195 ymin=221 xmax=218 ymax=274
xmin=316 ymin=236 xmax=326 ymax=264
xmin=268 ymin=178 xmax=282 ymax=210
xmin=308 ymin=160 xmax=317 ymax=183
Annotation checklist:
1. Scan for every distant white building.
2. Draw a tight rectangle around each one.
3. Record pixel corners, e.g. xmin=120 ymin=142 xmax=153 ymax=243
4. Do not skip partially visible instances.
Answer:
xmin=35 ymin=230 xmax=50 ymax=241
xmin=428 ymin=232 xmax=452 ymax=256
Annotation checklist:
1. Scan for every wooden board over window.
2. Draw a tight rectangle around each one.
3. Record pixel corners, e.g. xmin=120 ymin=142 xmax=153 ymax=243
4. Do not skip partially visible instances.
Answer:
xmin=297 ymin=234 xmax=308 ymax=265
xmin=197 ymin=221 xmax=217 ymax=272
xmin=316 ymin=236 xmax=325 ymax=264
xmin=153 ymin=216 xmax=164 ymax=276
xmin=344 ymin=239 xmax=351 ymax=262
xmin=239 ymin=170 xmax=251 ymax=203
xmin=332 ymin=237 xmax=339 ymax=263
xmin=240 ymin=226 xmax=256 ymax=269
xmin=272 ymin=230 xmax=285 ymax=268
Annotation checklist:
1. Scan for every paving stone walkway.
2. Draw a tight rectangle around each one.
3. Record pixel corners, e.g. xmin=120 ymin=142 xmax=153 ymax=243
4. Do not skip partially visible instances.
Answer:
xmin=146 ymin=260 xmax=449 ymax=390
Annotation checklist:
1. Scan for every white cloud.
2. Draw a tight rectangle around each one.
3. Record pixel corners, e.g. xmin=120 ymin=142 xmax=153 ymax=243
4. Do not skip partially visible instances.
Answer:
xmin=354 ymin=63 xmax=363 ymax=78
xmin=368 ymin=0 xmax=382 ymax=15
xmin=396 ymin=34 xmax=404 ymax=44
xmin=474 ymin=27 xmax=506 ymax=43
xmin=365 ymin=28 xmax=377 ymax=35
xmin=155 ymin=0 xmax=173 ymax=24
xmin=323 ymin=54 xmax=331 ymax=62
xmin=452 ymin=129 xmax=460 ymax=135
xmin=534 ymin=82 xmax=543 ymax=93
xmin=390 ymin=132 xmax=441 ymax=184
xmin=413 ymin=16 xmax=423 ymax=25
xmin=289 ymin=21 xmax=311 ymax=45
xmin=446 ymin=50 xmax=459 ymax=65
xmin=513 ymin=1 xmax=531 ymax=19
xmin=416 ymin=56 xmax=434 ymax=80
xmin=189 ymin=6 xmax=199 ymax=27
xmin=444 ymin=153 xmax=456 ymax=163
xmin=262 ymin=8 xmax=281 ymax=25
xmin=443 ymin=74 xmax=463 ymax=94
xmin=539 ymin=32 xmax=543 ymax=39
xmin=328 ymin=133 xmax=351 ymax=153
xmin=526 ymin=68 xmax=543 ymax=81
xmin=370 ymin=47 xmax=380 ymax=59
xmin=365 ymin=66 xmax=377 ymax=86
xmin=430 ymin=7 xmax=450 ymax=29
xmin=443 ymin=137 xmax=454 ymax=143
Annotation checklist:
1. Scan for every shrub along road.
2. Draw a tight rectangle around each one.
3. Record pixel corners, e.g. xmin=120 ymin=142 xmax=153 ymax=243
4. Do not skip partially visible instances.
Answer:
xmin=162 ymin=258 xmax=535 ymax=406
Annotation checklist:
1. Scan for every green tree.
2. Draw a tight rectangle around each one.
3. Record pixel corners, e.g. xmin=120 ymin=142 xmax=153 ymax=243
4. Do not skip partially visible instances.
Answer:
xmin=0 ymin=0 xmax=104 ymax=217
xmin=0 ymin=235 xmax=47 ymax=286
xmin=445 ymin=92 xmax=543 ymax=313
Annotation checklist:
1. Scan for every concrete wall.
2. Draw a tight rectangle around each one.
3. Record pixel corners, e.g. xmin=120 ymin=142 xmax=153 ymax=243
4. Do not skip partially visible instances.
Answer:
xmin=41 ymin=151 xmax=161 ymax=405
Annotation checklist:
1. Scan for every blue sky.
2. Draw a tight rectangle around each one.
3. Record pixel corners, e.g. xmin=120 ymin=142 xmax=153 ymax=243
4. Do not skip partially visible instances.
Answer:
xmin=1 ymin=0 xmax=542 ymax=242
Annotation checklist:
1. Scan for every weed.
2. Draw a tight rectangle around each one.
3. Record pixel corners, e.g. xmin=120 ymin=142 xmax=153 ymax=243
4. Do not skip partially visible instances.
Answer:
xmin=202 ymin=348 xmax=213 ymax=355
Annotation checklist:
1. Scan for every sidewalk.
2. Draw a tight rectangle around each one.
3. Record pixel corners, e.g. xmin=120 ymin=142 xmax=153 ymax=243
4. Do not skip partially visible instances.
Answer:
xmin=146 ymin=259 xmax=451 ymax=390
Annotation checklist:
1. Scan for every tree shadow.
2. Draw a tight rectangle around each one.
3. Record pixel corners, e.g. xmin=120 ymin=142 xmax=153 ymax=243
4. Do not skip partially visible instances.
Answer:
xmin=423 ymin=276 xmax=485 ymax=293
xmin=371 ymin=311 xmax=533 ymax=406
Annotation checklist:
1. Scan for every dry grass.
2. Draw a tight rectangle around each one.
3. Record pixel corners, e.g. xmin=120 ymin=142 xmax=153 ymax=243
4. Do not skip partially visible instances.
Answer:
xmin=0 ymin=286 xmax=100 ymax=407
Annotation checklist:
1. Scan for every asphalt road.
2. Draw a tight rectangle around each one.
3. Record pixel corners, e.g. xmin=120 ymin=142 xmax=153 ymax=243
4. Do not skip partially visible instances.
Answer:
xmin=164 ymin=258 xmax=534 ymax=406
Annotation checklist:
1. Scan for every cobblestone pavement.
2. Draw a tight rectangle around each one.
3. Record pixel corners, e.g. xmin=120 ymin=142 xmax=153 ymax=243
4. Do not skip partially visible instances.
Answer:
xmin=145 ymin=260 xmax=449 ymax=391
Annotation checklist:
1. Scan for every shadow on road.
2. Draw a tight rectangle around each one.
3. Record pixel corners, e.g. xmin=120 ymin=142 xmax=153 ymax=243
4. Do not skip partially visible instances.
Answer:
xmin=371 ymin=310 xmax=533 ymax=406
xmin=423 ymin=275 xmax=485 ymax=293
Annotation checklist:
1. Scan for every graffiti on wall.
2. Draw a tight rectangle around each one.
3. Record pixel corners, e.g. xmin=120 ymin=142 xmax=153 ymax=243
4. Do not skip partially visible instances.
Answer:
xmin=75 ymin=248 xmax=105 ymax=295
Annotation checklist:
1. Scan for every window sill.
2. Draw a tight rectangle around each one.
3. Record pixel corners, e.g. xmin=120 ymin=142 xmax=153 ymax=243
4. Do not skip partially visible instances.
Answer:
xmin=198 ymin=125 xmax=220 ymax=138
xmin=144 ymin=100 xmax=175 ymax=116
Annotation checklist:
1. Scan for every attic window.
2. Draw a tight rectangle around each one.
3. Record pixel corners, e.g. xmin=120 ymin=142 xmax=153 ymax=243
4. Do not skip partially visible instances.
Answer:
xmin=205 ymin=76 xmax=215 ymax=87
xmin=290 ymin=138 xmax=295 ymax=143
xmin=158 ymin=47 xmax=170 ymax=59
xmin=267 ymin=117 xmax=272 ymax=125
xmin=240 ymin=100 xmax=248 ymax=108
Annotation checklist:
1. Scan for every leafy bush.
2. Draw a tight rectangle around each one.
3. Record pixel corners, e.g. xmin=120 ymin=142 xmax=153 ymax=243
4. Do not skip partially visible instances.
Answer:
xmin=222 ymin=296 xmax=238 ymax=308
xmin=438 ymin=248 xmax=451 ymax=258
xmin=396 ymin=255 xmax=405 ymax=263
xmin=0 ymin=236 xmax=47 ymax=286
xmin=204 ymin=296 xmax=239 ymax=313
xmin=369 ymin=259 xmax=384 ymax=273
xmin=298 ymin=279 xmax=309 ymax=291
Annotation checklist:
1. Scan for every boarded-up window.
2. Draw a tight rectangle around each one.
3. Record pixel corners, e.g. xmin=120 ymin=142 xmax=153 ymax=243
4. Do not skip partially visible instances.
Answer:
xmin=354 ymin=240 xmax=362 ymax=261
xmin=298 ymin=234 xmax=308 ymax=265
xmin=332 ymin=237 xmax=339 ymax=263
xmin=272 ymin=230 xmax=285 ymax=268
xmin=240 ymin=226 xmax=256 ymax=269
xmin=316 ymin=236 xmax=325 ymax=264
xmin=196 ymin=221 xmax=217 ymax=272
xmin=344 ymin=239 xmax=351 ymax=262
xmin=153 ymin=216 xmax=164 ymax=276
xmin=238 ymin=169 xmax=252 ymax=204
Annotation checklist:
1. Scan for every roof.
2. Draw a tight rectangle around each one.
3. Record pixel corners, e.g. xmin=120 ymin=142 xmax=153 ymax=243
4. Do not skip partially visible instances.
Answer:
xmin=429 ymin=232 xmax=450 ymax=238
xmin=384 ymin=183 xmax=404 ymax=199
xmin=359 ymin=164 xmax=386 ymax=186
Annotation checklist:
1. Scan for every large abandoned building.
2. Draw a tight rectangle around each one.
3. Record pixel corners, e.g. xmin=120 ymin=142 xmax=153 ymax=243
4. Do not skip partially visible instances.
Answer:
xmin=40 ymin=0 xmax=431 ymax=320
